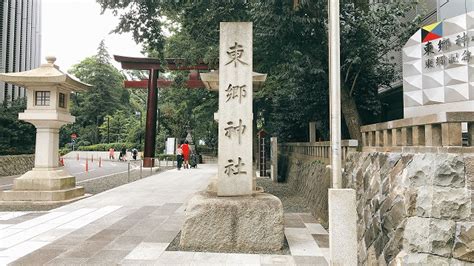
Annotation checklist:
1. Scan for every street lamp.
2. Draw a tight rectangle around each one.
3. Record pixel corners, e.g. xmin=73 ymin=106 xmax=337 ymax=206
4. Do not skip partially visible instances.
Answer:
xmin=135 ymin=111 xmax=142 ymax=147
xmin=107 ymin=116 xmax=110 ymax=144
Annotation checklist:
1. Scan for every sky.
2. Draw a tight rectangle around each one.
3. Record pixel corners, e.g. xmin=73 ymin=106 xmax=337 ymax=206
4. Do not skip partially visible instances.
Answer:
xmin=41 ymin=0 xmax=143 ymax=72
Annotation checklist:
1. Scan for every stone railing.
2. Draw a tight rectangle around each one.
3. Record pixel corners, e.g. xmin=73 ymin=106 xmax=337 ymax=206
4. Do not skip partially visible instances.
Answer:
xmin=279 ymin=140 xmax=358 ymax=164
xmin=361 ymin=112 xmax=474 ymax=153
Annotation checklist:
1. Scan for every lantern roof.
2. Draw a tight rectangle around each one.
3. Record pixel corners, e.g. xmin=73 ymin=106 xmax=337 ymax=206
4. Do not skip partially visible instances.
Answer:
xmin=0 ymin=56 xmax=91 ymax=92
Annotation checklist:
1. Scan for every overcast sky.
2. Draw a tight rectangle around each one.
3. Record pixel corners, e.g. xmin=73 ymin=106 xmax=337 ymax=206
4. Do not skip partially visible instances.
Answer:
xmin=41 ymin=0 xmax=143 ymax=72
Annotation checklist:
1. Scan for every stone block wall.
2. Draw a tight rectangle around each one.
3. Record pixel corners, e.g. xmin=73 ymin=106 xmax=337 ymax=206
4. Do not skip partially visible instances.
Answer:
xmin=279 ymin=153 xmax=330 ymax=226
xmin=343 ymin=152 xmax=473 ymax=265
xmin=0 ymin=155 xmax=34 ymax=177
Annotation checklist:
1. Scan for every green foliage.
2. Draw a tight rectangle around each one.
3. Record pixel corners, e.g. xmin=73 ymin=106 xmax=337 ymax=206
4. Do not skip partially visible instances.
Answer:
xmin=63 ymin=41 xmax=133 ymax=146
xmin=59 ymin=147 xmax=71 ymax=156
xmin=158 ymin=83 xmax=218 ymax=146
xmin=97 ymin=0 xmax=167 ymax=58
xmin=155 ymin=154 xmax=177 ymax=161
xmin=0 ymin=99 xmax=35 ymax=155
xmin=97 ymin=0 xmax=422 ymax=144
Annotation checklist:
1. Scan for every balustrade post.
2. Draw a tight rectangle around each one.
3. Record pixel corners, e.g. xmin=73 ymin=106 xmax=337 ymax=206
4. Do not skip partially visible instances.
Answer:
xmin=392 ymin=129 xmax=398 ymax=146
xmin=401 ymin=127 xmax=413 ymax=146
xmin=412 ymin=125 xmax=425 ymax=146
xmin=362 ymin=132 xmax=368 ymax=147
xmin=425 ymin=124 xmax=442 ymax=146
xmin=368 ymin=131 xmax=375 ymax=146
xmin=441 ymin=122 xmax=462 ymax=146
xmin=375 ymin=131 xmax=383 ymax=147
xmin=383 ymin=130 xmax=392 ymax=147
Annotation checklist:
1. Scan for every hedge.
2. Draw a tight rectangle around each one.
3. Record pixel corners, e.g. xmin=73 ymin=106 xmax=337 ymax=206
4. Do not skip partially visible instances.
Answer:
xmin=77 ymin=143 xmax=138 ymax=151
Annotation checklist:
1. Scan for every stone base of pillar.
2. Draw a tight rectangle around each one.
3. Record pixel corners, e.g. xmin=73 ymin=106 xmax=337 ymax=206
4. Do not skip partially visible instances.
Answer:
xmin=329 ymin=188 xmax=357 ymax=265
xmin=0 ymin=167 xmax=87 ymax=210
xmin=179 ymin=191 xmax=284 ymax=252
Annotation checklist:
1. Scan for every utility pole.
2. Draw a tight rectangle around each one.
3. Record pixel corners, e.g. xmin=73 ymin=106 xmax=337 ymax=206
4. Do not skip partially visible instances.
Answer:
xmin=328 ymin=1 xmax=357 ymax=265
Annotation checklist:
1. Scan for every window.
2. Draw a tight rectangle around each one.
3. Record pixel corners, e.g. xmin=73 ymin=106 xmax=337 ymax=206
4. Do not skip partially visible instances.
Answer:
xmin=35 ymin=91 xmax=50 ymax=106
xmin=59 ymin=92 xmax=66 ymax=108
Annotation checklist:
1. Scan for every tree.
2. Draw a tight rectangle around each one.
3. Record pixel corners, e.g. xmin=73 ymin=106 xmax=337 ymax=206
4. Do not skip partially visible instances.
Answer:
xmin=0 ymin=99 xmax=35 ymax=155
xmin=98 ymin=0 xmax=422 ymax=144
xmin=67 ymin=41 xmax=131 ymax=145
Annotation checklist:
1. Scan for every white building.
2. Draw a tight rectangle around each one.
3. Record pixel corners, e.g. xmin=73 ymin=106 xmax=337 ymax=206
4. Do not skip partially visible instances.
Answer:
xmin=377 ymin=0 xmax=474 ymax=121
xmin=0 ymin=0 xmax=41 ymax=104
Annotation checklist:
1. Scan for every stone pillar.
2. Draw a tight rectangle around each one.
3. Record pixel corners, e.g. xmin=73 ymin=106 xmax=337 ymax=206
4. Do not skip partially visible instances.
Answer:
xmin=270 ymin=137 xmax=278 ymax=182
xmin=34 ymin=127 xmax=60 ymax=168
xmin=329 ymin=189 xmax=357 ymax=265
xmin=217 ymin=22 xmax=253 ymax=196
xmin=309 ymin=121 xmax=317 ymax=142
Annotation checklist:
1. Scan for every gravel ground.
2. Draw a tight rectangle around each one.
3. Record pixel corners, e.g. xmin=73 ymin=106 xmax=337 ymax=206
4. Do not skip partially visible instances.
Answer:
xmin=256 ymin=177 xmax=311 ymax=213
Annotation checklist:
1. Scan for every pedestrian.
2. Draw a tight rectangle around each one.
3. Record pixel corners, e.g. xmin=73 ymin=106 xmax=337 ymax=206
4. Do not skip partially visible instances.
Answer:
xmin=121 ymin=146 xmax=127 ymax=161
xmin=132 ymin=148 xmax=138 ymax=160
xmin=108 ymin=147 xmax=115 ymax=160
xmin=176 ymin=144 xmax=183 ymax=170
xmin=182 ymin=140 xmax=190 ymax=169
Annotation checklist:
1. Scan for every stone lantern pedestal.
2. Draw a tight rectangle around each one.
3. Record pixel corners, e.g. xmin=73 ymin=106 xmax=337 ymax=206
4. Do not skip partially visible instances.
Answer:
xmin=0 ymin=56 xmax=90 ymax=208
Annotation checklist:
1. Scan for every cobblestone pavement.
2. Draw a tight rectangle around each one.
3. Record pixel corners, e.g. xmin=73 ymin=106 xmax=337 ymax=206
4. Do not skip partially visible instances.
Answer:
xmin=0 ymin=164 xmax=329 ymax=265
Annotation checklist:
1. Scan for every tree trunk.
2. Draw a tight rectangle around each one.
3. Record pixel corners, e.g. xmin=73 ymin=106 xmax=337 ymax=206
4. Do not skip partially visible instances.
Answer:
xmin=340 ymin=86 xmax=362 ymax=145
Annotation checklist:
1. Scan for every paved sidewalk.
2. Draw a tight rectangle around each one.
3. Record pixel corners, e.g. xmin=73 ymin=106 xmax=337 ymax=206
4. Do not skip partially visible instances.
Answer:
xmin=0 ymin=164 xmax=329 ymax=265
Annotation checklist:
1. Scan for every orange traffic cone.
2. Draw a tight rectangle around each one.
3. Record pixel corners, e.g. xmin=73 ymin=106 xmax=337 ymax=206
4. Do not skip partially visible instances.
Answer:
xmin=86 ymin=158 xmax=89 ymax=172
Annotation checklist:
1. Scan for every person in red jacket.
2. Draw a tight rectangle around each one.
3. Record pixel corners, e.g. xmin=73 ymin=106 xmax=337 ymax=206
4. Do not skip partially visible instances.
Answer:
xmin=182 ymin=140 xmax=190 ymax=169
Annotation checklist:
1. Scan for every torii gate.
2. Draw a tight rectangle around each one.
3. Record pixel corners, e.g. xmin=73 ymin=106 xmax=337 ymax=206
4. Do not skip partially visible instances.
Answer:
xmin=114 ymin=55 xmax=210 ymax=167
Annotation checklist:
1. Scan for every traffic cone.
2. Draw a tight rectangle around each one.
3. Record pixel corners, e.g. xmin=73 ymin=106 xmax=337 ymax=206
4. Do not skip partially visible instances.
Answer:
xmin=86 ymin=158 xmax=89 ymax=172
xmin=99 ymin=157 xmax=102 ymax=168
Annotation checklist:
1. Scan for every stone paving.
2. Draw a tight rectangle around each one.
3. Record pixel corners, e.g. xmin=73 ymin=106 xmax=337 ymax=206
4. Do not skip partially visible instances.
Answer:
xmin=0 ymin=164 xmax=329 ymax=265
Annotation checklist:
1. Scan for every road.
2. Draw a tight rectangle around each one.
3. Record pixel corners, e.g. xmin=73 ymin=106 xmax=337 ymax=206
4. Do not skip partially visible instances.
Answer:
xmin=0 ymin=158 xmax=144 ymax=191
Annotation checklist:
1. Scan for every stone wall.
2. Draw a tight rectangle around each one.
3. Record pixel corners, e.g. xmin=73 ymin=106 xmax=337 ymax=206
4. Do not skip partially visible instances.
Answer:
xmin=0 ymin=155 xmax=34 ymax=177
xmin=279 ymin=153 xmax=330 ymax=227
xmin=343 ymin=152 xmax=473 ymax=265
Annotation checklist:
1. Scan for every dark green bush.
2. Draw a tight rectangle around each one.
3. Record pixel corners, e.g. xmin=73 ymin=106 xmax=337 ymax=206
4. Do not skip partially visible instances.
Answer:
xmin=156 ymin=154 xmax=177 ymax=161
xmin=59 ymin=147 xmax=71 ymax=156
xmin=77 ymin=142 xmax=137 ymax=151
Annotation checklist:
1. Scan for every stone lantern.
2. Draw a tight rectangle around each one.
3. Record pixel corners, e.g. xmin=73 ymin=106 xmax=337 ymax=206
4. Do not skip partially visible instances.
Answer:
xmin=0 ymin=56 xmax=91 ymax=206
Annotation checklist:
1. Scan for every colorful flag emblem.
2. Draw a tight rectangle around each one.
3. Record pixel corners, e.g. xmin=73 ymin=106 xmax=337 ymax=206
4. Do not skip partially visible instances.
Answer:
xmin=421 ymin=22 xmax=443 ymax=43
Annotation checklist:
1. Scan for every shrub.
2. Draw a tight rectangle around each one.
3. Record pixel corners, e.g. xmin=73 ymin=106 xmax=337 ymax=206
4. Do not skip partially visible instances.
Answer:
xmin=59 ymin=147 xmax=71 ymax=156
xmin=77 ymin=142 xmax=137 ymax=151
